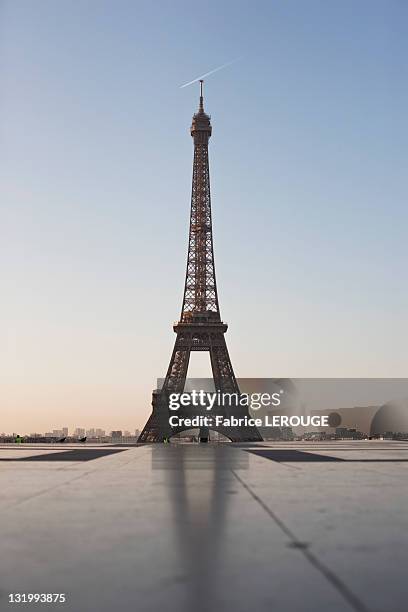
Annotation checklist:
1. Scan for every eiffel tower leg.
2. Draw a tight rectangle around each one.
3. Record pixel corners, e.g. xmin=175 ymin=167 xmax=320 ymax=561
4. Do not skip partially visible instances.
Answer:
xmin=163 ymin=343 xmax=191 ymax=393
xmin=209 ymin=336 xmax=239 ymax=393
xmin=138 ymin=341 xmax=191 ymax=442
xmin=210 ymin=338 xmax=262 ymax=443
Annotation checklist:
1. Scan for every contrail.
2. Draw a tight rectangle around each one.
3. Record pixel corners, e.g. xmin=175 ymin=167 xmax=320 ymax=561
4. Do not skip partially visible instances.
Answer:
xmin=180 ymin=58 xmax=240 ymax=88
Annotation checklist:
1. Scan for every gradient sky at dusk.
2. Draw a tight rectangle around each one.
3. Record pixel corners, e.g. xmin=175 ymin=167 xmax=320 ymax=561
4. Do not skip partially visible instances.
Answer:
xmin=2 ymin=0 xmax=407 ymax=433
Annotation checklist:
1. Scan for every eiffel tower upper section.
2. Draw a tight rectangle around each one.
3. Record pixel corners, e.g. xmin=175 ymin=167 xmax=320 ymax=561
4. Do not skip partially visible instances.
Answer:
xmin=180 ymin=80 xmax=220 ymax=326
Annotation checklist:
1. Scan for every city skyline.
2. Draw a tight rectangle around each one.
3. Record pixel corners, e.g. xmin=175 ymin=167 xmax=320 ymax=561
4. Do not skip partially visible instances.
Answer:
xmin=0 ymin=426 xmax=140 ymax=437
xmin=2 ymin=1 xmax=407 ymax=433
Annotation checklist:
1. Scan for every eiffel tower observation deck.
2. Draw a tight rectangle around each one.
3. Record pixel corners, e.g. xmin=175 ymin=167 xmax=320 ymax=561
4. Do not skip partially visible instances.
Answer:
xmin=139 ymin=82 xmax=261 ymax=443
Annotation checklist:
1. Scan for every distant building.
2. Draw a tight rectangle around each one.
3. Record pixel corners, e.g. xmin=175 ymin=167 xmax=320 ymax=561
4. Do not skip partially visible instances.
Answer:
xmin=262 ymin=427 xmax=294 ymax=441
xmin=392 ymin=432 xmax=408 ymax=440
xmin=84 ymin=428 xmax=106 ymax=438
xmin=281 ymin=427 xmax=295 ymax=441
xmin=335 ymin=427 xmax=364 ymax=440
xmin=370 ymin=400 xmax=408 ymax=437
xmin=111 ymin=430 xmax=122 ymax=440
xmin=74 ymin=428 xmax=85 ymax=437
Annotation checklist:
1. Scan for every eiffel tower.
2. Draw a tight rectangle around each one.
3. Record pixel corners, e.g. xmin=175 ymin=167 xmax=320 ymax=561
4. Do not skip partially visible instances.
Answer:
xmin=139 ymin=82 xmax=261 ymax=443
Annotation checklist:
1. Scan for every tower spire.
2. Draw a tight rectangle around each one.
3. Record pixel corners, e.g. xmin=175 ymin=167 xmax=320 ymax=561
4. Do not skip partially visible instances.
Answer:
xmin=199 ymin=79 xmax=204 ymax=111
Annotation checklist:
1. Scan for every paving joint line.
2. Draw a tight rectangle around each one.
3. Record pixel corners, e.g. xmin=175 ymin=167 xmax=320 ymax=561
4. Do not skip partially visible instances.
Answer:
xmin=231 ymin=469 xmax=370 ymax=612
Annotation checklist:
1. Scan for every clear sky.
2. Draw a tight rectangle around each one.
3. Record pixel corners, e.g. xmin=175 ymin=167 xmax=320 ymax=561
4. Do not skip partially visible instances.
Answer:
xmin=2 ymin=0 xmax=407 ymax=434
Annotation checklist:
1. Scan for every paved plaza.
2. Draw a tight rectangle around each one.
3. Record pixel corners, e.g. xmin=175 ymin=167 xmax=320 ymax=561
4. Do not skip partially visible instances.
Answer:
xmin=1 ymin=440 xmax=407 ymax=612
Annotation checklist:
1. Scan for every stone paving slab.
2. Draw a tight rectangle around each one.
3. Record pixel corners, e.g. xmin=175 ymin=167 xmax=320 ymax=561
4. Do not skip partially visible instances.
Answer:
xmin=0 ymin=441 xmax=407 ymax=612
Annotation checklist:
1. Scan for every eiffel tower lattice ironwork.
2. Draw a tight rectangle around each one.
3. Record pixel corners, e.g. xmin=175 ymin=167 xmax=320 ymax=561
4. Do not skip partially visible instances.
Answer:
xmin=139 ymin=81 xmax=261 ymax=443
